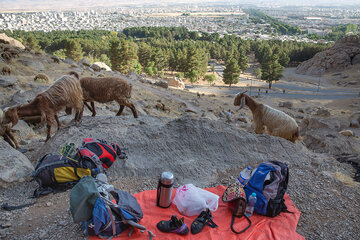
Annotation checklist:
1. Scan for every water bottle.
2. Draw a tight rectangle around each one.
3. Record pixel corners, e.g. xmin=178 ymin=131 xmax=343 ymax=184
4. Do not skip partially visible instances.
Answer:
xmin=156 ymin=172 xmax=174 ymax=208
xmin=245 ymin=193 xmax=257 ymax=217
xmin=237 ymin=166 xmax=252 ymax=186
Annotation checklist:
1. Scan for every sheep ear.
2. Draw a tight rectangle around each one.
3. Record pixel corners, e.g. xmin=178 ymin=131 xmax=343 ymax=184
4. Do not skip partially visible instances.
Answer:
xmin=239 ymin=96 xmax=246 ymax=109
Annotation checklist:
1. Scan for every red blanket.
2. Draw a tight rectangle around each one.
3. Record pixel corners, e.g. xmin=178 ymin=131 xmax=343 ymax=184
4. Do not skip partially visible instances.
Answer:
xmin=91 ymin=185 xmax=304 ymax=240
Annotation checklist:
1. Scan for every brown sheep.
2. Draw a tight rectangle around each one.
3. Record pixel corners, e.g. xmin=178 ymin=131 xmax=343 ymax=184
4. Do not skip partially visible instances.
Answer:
xmin=34 ymin=73 xmax=49 ymax=83
xmin=2 ymin=66 xmax=11 ymax=75
xmin=51 ymin=56 xmax=60 ymax=64
xmin=1 ymin=52 xmax=11 ymax=61
xmin=4 ymin=47 xmax=20 ymax=58
xmin=80 ymin=77 xmax=138 ymax=118
xmin=0 ymin=109 xmax=19 ymax=149
xmin=3 ymin=74 xmax=84 ymax=141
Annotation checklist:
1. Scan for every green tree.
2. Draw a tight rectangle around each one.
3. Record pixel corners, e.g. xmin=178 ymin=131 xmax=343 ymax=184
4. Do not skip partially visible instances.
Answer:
xmin=253 ymin=67 xmax=262 ymax=79
xmin=186 ymin=70 xmax=199 ymax=84
xmin=65 ymin=39 xmax=83 ymax=61
xmin=238 ymin=50 xmax=248 ymax=72
xmin=138 ymin=42 xmax=152 ymax=68
xmin=204 ymin=74 xmax=216 ymax=85
xmin=144 ymin=61 xmax=155 ymax=76
xmin=223 ymin=58 xmax=241 ymax=87
xmin=109 ymin=37 xmax=121 ymax=71
xmin=26 ymin=35 xmax=40 ymax=51
xmin=118 ymin=39 xmax=138 ymax=74
xmin=53 ymin=49 xmax=66 ymax=60
xmin=210 ymin=63 xmax=215 ymax=74
xmin=261 ymin=54 xmax=284 ymax=89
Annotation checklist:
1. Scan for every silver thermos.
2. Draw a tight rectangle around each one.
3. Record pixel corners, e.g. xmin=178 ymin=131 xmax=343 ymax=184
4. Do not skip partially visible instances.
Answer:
xmin=156 ymin=172 xmax=174 ymax=208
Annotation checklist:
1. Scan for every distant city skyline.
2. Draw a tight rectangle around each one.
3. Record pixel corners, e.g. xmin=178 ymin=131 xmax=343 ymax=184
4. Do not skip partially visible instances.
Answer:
xmin=1 ymin=0 xmax=360 ymax=12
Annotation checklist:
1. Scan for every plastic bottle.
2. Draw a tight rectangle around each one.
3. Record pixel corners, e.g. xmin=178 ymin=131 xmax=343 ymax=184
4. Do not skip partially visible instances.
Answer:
xmin=245 ymin=193 xmax=257 ymax=217
xmin=237 ymin=166 xmax=252 ymax=186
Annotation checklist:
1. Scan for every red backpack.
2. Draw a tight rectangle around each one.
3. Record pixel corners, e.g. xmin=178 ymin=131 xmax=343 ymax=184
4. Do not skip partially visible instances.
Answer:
xmin=77 ymin=138 xmax=125 ymax=173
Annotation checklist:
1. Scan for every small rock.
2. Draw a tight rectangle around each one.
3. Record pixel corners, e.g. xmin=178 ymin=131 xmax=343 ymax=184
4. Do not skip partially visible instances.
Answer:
xmin=154 ymin=80 xmax=168 ymax=89
xmin=339 ymin=130 xmax=354 ymax=137
xmin=39 ymin=231 xmax=48 ymax=240
xmin=2 ymin=222 xmax=11 ymax=228
xmin=316 ymin=108 xmax=331 ymax=117
xmin=46 ymin=202 xmax=53 ymax=207
xmin=279 ymin=101 xmax=293 ymax=109
xmin=237 ymin=116 xmax=248 ymax=123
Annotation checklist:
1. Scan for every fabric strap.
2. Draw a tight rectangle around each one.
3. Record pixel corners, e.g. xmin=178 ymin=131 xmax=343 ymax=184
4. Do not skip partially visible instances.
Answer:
xmin=230 ymin=214 xmax=251 ymax=234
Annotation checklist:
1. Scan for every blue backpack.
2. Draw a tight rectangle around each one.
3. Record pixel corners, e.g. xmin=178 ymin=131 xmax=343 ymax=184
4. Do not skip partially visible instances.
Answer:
xmin=244 ymin=161 xmax=289 ymax=217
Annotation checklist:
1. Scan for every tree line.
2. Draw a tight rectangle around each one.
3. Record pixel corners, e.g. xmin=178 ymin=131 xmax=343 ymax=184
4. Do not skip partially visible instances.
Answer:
xmin=1 ymin=27 xmax=331 ymax=87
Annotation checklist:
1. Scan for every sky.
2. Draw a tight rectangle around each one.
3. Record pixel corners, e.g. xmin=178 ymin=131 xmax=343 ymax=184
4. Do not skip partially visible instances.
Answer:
xmin=0 ymin=0 xmax=359 ymax=12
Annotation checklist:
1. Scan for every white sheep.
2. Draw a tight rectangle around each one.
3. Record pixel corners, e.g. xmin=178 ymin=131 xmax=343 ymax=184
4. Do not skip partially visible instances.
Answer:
xmin=234 ymin=92 xmax=300 ymax=143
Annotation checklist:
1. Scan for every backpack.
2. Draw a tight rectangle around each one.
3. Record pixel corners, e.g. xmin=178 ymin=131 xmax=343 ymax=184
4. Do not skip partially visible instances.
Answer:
xmin=32 ymin=138 xmax=126 ymax=197
xmin=70 ymin=176 xmax=154 ymax=239
xmin=244 ymin=161 xmax=289 ymax=217
xmin=32 ymin=154 xmax=94 ymax=197
xmin=77 ymin=138 xmax=125 ymax=173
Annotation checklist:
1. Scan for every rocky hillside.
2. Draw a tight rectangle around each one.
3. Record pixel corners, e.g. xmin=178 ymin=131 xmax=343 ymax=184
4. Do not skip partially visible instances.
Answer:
xmin=296 ymin=35 xmax=360 ymax=76
xmin=0 ymin=37 xmax=360 ymax=240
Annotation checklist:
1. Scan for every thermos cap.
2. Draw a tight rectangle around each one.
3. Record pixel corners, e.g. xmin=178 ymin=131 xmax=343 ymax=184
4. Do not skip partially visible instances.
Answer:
xmin=161 ymin=172 xmax=174 ymax=185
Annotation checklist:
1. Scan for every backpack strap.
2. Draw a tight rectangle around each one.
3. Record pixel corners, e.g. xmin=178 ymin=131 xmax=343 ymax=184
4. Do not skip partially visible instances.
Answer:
xmin=230 ymin=214 xmax=251 ymax=234
xmin=105 ymin=205 xmax=116 ymax=236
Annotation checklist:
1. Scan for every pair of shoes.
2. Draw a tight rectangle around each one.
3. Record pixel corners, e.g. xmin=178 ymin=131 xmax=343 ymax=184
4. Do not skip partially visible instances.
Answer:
xmin=191 ymin=208 xmax=218 ymax=234
xmin=157 ymin=215 xmax=189 ymax=235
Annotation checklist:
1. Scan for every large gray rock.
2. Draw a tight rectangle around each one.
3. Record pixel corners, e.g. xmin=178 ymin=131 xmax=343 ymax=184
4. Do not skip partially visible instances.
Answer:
xmin=1 ymin=86 xmax=47 ymax=108
xmin=18 ymin=59 xmax=44 ymax=71
xmin=12 ymin=120 xmax=35 ymax=139
xmin=90 ymin=63 xmax=101 ymax=72
xmin=154 ymin=80 xmax=168 ymax=89
xmin=93 ymin=62 xmax=111 ymax=71
xmin=168 ymin=77 xmax=185 ymax=89
xmin=0 ymin=139 xmax=34 ymax=186
xmin=79 ymin=58 xmax=91 ymax=67
xmin=0 ymin=76 xmax=17 ymax=87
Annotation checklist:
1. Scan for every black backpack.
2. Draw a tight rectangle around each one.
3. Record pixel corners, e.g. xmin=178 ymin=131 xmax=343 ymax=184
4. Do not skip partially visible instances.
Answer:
xmin=244 ymin=161 xmax=289 ymax=217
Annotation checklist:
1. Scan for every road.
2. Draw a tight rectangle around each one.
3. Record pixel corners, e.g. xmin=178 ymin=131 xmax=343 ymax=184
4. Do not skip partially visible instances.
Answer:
xmin=199 ymin=63 xmax=360 ymax=100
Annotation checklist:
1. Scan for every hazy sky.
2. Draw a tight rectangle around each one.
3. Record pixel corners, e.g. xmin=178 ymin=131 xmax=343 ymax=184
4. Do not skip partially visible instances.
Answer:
xmin=0 ymin=0 xmax=360 ymax=11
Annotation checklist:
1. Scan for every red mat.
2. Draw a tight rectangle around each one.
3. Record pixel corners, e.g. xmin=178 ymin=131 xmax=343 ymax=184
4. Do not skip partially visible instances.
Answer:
xmin=91 ymin=185 xmax=304 ymax=240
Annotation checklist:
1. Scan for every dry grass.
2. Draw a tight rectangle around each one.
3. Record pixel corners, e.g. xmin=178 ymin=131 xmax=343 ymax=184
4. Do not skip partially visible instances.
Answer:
xmin=333 ymin=171 xmax=360 ymax=187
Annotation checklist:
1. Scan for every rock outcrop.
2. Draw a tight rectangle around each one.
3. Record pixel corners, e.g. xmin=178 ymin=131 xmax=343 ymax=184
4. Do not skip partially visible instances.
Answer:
xmin=0 ymin=33 xmax=25 ymax=49
xmin=168 ymin=77 xmax=185 ymax=89
xmin=0 ymin=139 xmax=34 ymax=186
xmin=296 ymin=35 xmax=360 ymax=76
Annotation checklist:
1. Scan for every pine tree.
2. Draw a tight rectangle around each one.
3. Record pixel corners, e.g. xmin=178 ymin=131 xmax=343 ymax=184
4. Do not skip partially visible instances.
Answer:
xmin=223 ymin=58 xmax=241 ymax=87
xmin=261 ymin=53 xmax=284 ymax=89
xmin=65 ymin=39 xmax=83 ymax=62
xmin=26 ymin=35 xmax=40 ymax=51
xmin=138 ymin=43 xmax=152 ymax=68
xmin=238 ymin=49 xmax=248 ymax=72
xmin=109 ymin=37 xmax=121 ymax=71
xmin=118 ymin=39 xmax=138 ymax=74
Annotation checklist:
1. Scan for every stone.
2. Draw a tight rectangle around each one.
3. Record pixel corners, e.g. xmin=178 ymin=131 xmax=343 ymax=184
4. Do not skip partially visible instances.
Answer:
xmin=168 ymin=77 xmax=185 ymax=89
xmin=18 ymin=59 xmax=44 ymax=71
xmin=154 ymin=80 xmax=168 ymax=89
xmin=11 ymin=120 xmax=35 ymax=139
xmin=0 ymin=76 xmax=17 ymax=87
xmin=0 ymin=139 xmax=34 ymax=186
xmin=339 ymin=130 xmax=354 ymax=137
xmin=316 ymin=108 xmax=331 ymax=117
xmin=93 ymin=62 xmax=111 ymax=71
xmin=78 ymin=58 xmax=91 ymax=67
xmin=278 ymin=101 xmax=293 ymax=109
xmin=63 ymin=58 xmax=76 ymax=66
xmin=90 ymin=63 xmax=101 ymax=72
xmin=237 ymin=116 xmax=249 ymax=123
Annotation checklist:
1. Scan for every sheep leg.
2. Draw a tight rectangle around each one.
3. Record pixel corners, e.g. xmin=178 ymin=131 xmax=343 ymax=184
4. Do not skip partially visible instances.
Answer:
xmin=45 ymin=113 xmax=55 ymax=142
xmin=116 ymin=105 xmax=125 ymax=116
xmin=55 ymin=114 xmax=61 ymax=130
xmin=117 ymin=101 xmax=138 ymax=118
xmin=75 ymin=105 xmax=84 ymax=122
xmin=3 ymin=131 xmax=18 ymax=149
xmin=254 ymin=122 xmax=265 ymax=134
xmin=84 ymin=101 xmax=96 ymax=116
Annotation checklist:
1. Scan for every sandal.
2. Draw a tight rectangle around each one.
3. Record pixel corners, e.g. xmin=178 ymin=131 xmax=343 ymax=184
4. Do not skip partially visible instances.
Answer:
xmin=191 ymin=208 xmax=218 ymax=234
xmin=157 ymin=215 xmax=189 ymax=235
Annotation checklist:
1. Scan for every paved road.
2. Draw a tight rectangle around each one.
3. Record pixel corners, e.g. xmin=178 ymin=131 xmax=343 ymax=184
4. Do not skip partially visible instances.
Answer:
xmin=202 ymin=63 xmax=360 ymax=100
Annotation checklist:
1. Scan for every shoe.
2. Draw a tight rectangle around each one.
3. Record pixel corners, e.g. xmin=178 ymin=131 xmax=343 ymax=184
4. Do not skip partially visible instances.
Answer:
xmin=191 ymin=208 xmax=218 ymax=234
xmin=157 ymin=215 xmax=189 ymax=235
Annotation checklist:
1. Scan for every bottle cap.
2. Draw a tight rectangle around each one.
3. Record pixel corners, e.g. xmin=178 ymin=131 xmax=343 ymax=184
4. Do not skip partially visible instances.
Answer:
xmin=252 ymin=192 xmax=256 ymax=197
xmin=247 ymin=166 xmax=252 ymax=170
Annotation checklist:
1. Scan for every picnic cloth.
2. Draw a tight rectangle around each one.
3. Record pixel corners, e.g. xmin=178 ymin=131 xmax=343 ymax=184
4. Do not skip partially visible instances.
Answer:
xmin=90 ymin=185 xmax=304 ymax=240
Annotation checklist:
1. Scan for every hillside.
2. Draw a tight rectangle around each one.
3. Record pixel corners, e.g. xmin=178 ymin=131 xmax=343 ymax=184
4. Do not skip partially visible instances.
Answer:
xmin=0 ymin=42 xmax=360 ymax=240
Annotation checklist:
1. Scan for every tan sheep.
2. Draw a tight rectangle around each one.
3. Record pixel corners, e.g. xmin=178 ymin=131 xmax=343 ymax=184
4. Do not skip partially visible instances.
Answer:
xmin=3 ymin=74 xmax=84 ymax=141
xmin=80 ymin=77 xmax=138 ymax=118
xmin=234 ymin=92 xmax=300 ymax=143
xmin=2 ymin=66 xmax=11 ymax=75
xmin=34 ymin=73 xmax=49 ymax=83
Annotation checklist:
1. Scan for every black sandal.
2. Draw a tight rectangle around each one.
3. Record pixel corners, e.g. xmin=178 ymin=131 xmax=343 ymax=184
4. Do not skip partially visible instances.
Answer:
xmin=191 ymin=208 xmax=218 ymax=234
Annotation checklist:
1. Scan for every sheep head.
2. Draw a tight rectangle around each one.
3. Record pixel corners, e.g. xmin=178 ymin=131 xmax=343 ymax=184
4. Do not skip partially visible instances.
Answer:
xmin=68 ymin=71 xmax=80 ymax=79
xmin=2 ymin=107 xmax=18 ymax=127
xmin=234 ymin=91 xmax=247 ymax=109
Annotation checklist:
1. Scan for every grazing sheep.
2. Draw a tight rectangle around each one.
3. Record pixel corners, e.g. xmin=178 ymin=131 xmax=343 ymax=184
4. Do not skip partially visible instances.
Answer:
xmin=34 ymin=73 xmax=49 ymax=83
xmin=3 ymin=74 xmax=84 ymax=141
xmin=51 ymin=56 xmax=60 ymax=64
xmin=4 ymin=47 xmax=20 ymax=58
xmin=234 ymin=92 xmax=300 ymax=143
xmin=79 ymin=77 xmax=138 ymax=118
xmin=2 ymin=66 xmax=11 ymax=75
xmin=0 ymin=109 xmax=19 ymax=149
xmin=1 ymin=52 xmax=11 ymax=61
